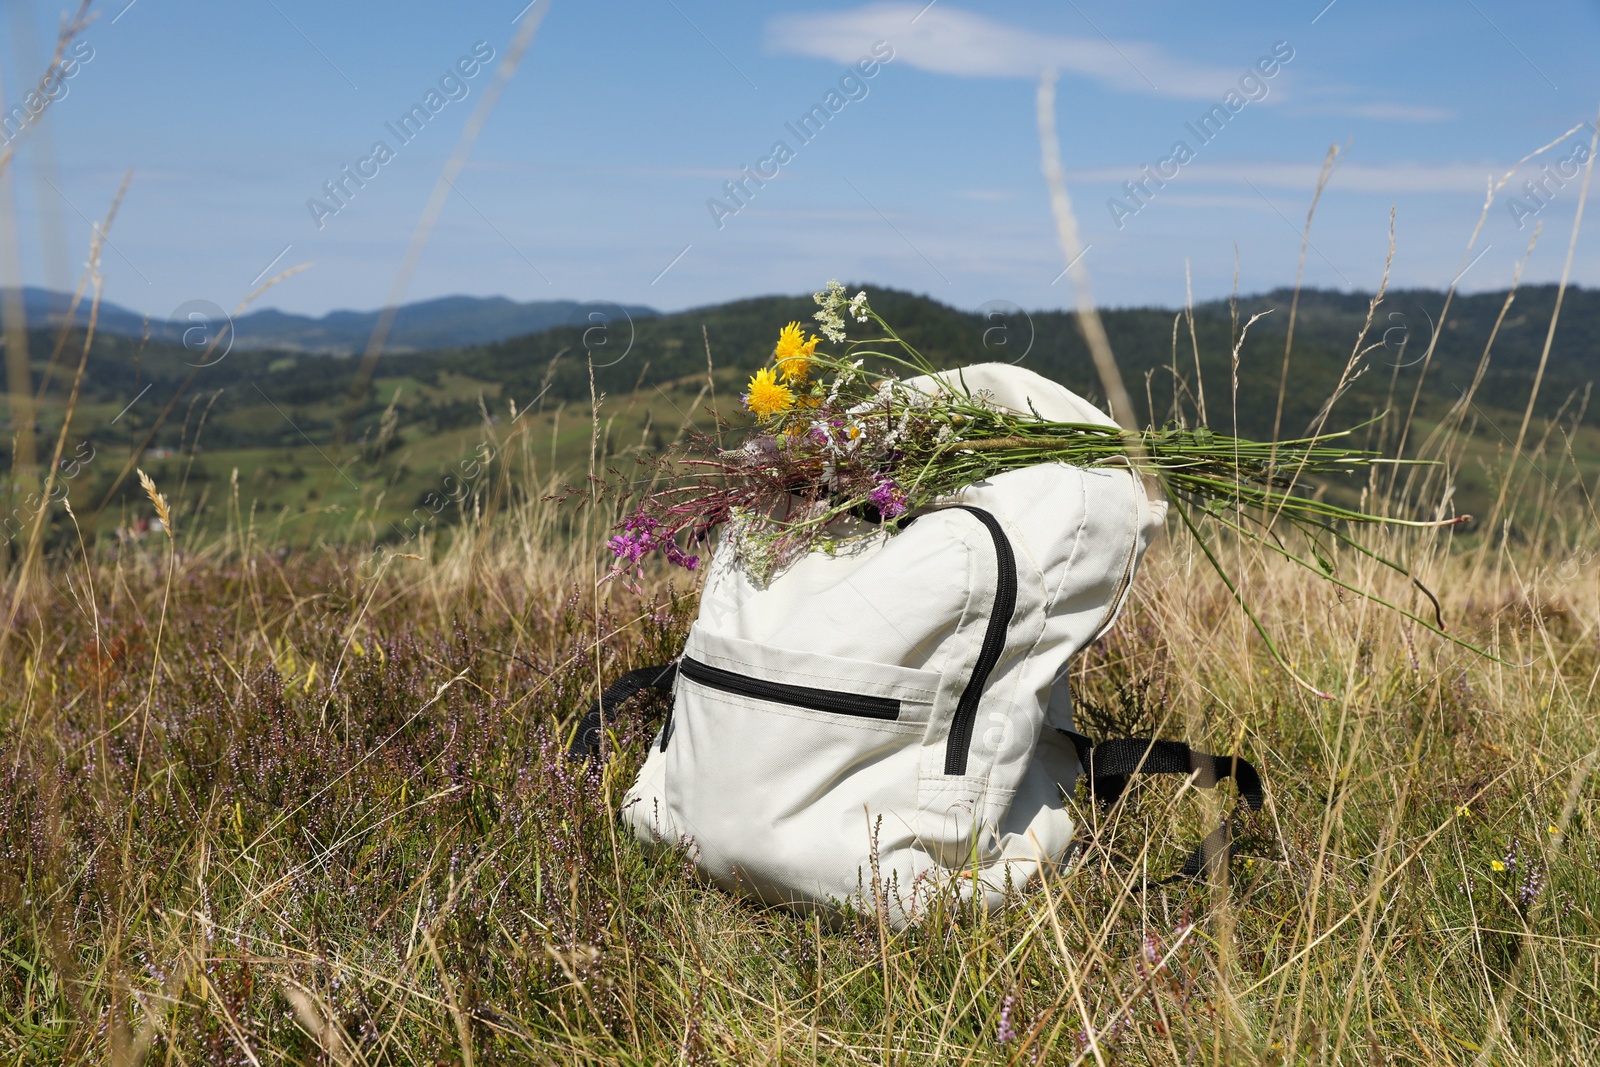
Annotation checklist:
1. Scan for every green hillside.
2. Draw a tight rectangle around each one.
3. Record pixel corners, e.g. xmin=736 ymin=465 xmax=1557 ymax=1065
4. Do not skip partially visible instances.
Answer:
xmin=3 ymin=283 xmax=1596 ymax=552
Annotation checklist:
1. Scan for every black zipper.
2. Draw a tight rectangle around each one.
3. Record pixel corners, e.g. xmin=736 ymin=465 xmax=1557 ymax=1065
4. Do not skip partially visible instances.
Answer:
xmin=942 ymin=506 xmax=1017 ymax=776
xmin=678 ymin=656 xmax=901 ymax=721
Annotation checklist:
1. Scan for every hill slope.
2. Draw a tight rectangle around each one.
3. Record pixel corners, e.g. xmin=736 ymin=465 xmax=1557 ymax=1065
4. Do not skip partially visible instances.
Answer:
xmin=3 ymin=283 xmax=1595 ymax=545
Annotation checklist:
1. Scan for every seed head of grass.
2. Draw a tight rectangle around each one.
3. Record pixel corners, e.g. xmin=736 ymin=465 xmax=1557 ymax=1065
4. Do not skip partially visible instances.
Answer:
xmin=136 ymin=467 xmax=172 ymax=537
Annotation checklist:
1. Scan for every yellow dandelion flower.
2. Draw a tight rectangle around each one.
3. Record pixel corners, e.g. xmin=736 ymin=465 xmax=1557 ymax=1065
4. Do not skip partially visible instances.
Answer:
xmin=1491 ymin=860 xmax=1506 ymax=872
xmin=1549 ymin=824 xmax=1560 ymax=835
xmin=745 ymin=367 xmax=795 ymax=420
xmin=774 ymin=322 xmax=820 ymax=382
xmin=775 ymin=321 xmax=806 ymax=360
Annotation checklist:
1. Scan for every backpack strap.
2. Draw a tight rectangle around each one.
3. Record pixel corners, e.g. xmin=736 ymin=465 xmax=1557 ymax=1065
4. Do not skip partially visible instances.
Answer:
xmin=567 ymin=662 xmax=678 ymax=759
xmin=1060 ymin=731 xmax=1263 ymax=881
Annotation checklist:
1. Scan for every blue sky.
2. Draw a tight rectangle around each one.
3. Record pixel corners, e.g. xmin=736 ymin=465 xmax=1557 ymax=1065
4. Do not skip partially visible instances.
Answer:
xmin=4 ymin=0 xmax=1600 ymax=320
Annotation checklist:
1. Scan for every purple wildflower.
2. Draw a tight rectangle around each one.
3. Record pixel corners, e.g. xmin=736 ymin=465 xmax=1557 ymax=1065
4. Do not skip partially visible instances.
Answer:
xmin=1518 ymin=865 xmax=1546 ymax=907
xmin=608 ymin=529 xmax=653 ymax=564
xmin=621 ymin=512 xmax=661 ymax=533
xmin=663 ymin=542 xmax=700 ymax=571
xmin=607 ymin=513 xmax=657 ymax=563
xmin=996 ymin=993 xmax=1017 ymax=1045
xmin=1136 ymin=931 xmax=1163 ymax=979
xmin=867 ymin=477 xmax=908 ymax=519
xmin=608 ymin=511 xmax=699 ymax=571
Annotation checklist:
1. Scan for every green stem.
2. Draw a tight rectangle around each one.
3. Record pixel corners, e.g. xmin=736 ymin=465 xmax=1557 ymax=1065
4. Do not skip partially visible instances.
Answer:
xmin=1166 ymin=486 xmax=1335 ymax=700
xmin=1195 ymin=503 xmax=1511 ymax=665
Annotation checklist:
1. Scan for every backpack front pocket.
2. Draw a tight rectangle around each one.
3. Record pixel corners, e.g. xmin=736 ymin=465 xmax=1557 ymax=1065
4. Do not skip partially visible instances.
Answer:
xmin=676 ymin=656 xmax=901 ymax=722
xmin=659 ymin=632 xmax=939 ymax=906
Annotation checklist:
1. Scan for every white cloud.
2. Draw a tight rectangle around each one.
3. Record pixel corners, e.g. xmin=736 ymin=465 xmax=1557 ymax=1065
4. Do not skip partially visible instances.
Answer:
xmin=1300 ymin=102 xmax=1456 ymax=122
xmin=1069 ymin=161 xmax=1500 ymax=195
xmin=1207 ymin=161 xmax=1495 ymax=194
xmin=767 ymin=3 xmax=1249 ymax=99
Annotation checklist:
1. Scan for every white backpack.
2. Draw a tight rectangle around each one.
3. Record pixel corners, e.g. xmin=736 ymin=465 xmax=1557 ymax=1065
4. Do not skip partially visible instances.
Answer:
xmin=573 ymin=364 xmax=1261 ymax=922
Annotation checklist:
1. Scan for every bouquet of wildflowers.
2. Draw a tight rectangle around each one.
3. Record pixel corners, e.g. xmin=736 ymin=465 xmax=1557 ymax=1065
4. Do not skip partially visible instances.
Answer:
xmin=603 ymin=281 xmax=1469 ymax=688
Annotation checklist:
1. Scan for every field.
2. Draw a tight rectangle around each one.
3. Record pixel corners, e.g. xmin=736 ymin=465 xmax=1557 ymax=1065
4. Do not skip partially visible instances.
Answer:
xmin=2 ymin=362 xmax=1599 ymax=1064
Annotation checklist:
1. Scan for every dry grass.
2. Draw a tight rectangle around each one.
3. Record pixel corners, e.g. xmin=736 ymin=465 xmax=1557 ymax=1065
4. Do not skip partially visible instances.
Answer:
xmin=0 ymin=402 xmax=1597 ymax=1064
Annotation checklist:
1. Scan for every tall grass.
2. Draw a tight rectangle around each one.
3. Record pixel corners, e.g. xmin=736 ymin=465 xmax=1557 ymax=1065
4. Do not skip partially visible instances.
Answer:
xmin=1 ymin=364 xmax=1597 ymax=1063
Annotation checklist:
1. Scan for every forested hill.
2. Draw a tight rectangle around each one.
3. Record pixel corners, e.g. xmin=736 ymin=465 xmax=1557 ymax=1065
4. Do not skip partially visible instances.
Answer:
xmin=6 ymin=282 xmax=1595 ymax=539
xmin=14 ymin=283 xmax=1600 ymax=456
xmin=417 ymin=283 xmax=1599 ymax=442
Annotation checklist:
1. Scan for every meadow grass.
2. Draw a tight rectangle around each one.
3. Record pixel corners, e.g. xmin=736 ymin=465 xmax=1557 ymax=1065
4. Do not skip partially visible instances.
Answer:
xmin=1 ymin=402 xmax=1597 ymax=1064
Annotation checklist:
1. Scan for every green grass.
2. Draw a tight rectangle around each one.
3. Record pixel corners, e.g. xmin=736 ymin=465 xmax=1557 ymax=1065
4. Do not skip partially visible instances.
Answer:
xmin=5 ymin=369 xmax=722 ymax=555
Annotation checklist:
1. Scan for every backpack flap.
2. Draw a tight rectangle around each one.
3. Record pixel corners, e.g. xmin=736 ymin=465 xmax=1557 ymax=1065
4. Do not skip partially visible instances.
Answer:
xmin=900 ymin=365 xmax=1165 ymax=779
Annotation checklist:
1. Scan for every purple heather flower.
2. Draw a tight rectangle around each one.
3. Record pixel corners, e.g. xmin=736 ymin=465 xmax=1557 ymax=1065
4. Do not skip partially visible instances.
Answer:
xmin=1518 ymin=865 xmax=1546 ymax=907
xmin=996 ymin=993 xmax=1017 ymax=1045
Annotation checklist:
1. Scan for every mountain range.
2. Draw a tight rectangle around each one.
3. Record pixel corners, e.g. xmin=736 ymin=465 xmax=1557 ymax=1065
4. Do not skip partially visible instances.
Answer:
xmin=1 ymin=287 xmax=658 ymax=355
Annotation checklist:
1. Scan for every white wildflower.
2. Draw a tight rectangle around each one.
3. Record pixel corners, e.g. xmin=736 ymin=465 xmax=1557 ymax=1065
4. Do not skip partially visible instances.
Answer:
xmin=811 ymin=419 xmax=836 ymax=452
xmin=882 ymin=408 xmax=915 ymax=451
xmin=849 ymin=290 xmax=871 ymax=323
xmin=847 ymin=378 xmax=898 ymax=417
xmin=813 ymin=278 xmax=849 ymax=343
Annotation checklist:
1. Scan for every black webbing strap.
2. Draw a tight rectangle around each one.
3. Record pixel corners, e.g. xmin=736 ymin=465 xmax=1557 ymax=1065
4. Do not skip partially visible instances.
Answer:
xmin=567 ymin=662 xmax=678 ymax=760
xmin=1061 ymin=730 xmax=1264 ymax=881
